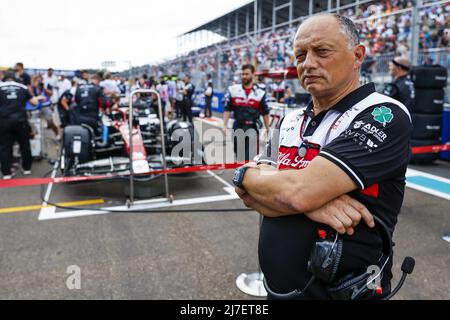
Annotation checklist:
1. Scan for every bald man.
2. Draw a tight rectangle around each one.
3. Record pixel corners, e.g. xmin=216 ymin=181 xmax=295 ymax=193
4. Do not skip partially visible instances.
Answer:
xmin=383 ymin=56 xmax=415 ymax=112
xmin=233 ymin=13 xmax=412 ymax=300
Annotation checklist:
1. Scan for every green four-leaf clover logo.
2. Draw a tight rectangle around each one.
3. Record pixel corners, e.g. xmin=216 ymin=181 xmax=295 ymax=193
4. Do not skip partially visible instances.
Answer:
xmin=372 ymin=106 xmax=394 ymax=127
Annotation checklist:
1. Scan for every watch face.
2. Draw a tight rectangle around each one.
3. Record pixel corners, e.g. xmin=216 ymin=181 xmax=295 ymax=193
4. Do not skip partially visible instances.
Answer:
xmin=233 ymin=168 xmax=242 ymax=186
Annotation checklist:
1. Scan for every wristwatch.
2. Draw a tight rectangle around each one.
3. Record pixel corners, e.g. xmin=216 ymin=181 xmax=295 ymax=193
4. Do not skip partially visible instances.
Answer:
xmin=232 ymin=166 xmax=251 ymax=189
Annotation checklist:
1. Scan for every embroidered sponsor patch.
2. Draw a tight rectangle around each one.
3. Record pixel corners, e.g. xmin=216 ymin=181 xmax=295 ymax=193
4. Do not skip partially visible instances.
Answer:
xmin=372 ymin=106 xmax=394 ymax=127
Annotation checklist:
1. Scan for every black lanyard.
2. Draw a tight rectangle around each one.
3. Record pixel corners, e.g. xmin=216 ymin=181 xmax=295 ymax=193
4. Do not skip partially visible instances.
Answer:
xmin=298 ymin=110 xmax=342 ymax=157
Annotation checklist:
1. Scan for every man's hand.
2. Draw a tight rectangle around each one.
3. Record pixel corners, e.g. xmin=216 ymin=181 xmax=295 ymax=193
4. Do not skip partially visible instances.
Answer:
xmin=305 ymin=195 xmax=375 ymax=236
xmin=235 ymin=186 xmax=247 ymax=201
xmin=236 ymin=185 xmax=292 ymax=217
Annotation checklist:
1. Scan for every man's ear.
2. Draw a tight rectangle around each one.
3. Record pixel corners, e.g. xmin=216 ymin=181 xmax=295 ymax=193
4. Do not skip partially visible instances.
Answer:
xmin=354 ymin=45 xmax=366 ymax=70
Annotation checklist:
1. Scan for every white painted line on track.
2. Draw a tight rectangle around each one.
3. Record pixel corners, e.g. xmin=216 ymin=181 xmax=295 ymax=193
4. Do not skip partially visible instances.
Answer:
xmin=207 ymin=170 xmax=235 ymax=189
xmin=38 ymin=162 xmax=58 ymax=219
xmin=407 ymin=168 xmax=450 ymax=184
xmin=405 ymin=182 xmax=450 ymax=201
xmin=406 ymin=168 xmax=450 ymax=201
xmin=38 ymin=167 xmax=240 ymax=221
xmin=38 ymin=193 xmax=240 ymax=221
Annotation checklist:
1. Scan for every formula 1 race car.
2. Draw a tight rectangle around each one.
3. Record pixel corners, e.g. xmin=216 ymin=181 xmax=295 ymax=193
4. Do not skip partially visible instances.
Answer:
xmin=60 ymin=97 xmax=204 ymax=177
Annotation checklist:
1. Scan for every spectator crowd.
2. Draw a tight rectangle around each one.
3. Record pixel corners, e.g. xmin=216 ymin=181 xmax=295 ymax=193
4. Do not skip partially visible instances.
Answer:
xmin=144 ymin=0 xmax=448 ymax=88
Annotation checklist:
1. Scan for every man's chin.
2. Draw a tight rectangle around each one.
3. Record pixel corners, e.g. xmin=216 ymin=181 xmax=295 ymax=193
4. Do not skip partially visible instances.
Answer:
xmin=305 ymin=84 xmax=324 ymax=95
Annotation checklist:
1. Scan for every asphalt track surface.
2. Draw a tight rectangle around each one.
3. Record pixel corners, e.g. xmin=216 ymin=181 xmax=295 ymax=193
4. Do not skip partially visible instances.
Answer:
xmin=0 ymin=118 xmax=449 ymax=300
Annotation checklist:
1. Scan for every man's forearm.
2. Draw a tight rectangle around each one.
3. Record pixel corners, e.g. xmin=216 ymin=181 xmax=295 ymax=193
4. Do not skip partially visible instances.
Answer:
xmin=242 ymin=191 xmax=375 ymax=235
xmin=263 ymin=115 xmax=270 ymax=131
xmin=223 ymin=111 xmax=230 ymax=128
xmin=61 ymin=100 xmax=70 ymax=111
xmin=241 ymin=155 xmax=358 ymax=214
xmin=240 ymin=190 xmax=299 ymax=218
xmin=251 ymin=200 xmax=295 ymax=218
xmin=242 ymin=167 xmax=301 ymax=213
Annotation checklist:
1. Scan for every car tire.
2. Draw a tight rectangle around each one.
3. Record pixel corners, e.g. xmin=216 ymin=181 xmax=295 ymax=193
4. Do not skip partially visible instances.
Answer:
xmin=413 ymin=89 xmax=444 ymax=114
xmin=411 ymin=114 xmax=442 ymax=139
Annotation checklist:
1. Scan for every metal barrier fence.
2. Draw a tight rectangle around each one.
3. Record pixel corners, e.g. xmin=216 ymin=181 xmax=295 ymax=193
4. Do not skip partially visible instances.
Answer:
xmin=371 ymin=48 xmax=449 ymax=81
xmin=161 ymin=47 xmax=449 ymax=99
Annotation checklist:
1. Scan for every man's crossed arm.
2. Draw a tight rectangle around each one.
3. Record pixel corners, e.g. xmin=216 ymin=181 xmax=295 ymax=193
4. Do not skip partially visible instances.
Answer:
xmin=236 ymin=158 xmax=375 ymax=235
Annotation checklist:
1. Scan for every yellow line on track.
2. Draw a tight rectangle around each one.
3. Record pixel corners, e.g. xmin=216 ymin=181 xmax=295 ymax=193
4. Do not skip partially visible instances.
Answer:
xmin=0 ymin=199 xmax=105 ymax=215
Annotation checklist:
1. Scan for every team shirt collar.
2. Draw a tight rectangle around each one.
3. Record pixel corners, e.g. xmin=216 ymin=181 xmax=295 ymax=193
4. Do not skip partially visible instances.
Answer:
xmin=305 ymin=83 xmax=377 ymax=117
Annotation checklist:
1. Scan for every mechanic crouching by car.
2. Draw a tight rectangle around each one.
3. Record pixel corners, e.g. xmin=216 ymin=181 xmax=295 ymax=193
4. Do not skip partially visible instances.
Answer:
xmin=233 ymin=14 xmax=412 ymax=300
xmin=72 ymin=71 xmax=107 ymax=132
xmin=0 ymin=71 xmax=44 ymax=179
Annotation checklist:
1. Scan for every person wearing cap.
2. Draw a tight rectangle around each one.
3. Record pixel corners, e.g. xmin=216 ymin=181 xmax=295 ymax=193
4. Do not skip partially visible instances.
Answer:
xmin=383 ymin=56 xmax=415 ymax=112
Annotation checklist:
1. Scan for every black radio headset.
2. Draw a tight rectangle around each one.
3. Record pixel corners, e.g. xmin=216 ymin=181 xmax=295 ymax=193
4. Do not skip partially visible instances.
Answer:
xmin=264 ymin=215 xmax=416 ymax=300
xmin=297 ymin=109 xmax=317 ymax=158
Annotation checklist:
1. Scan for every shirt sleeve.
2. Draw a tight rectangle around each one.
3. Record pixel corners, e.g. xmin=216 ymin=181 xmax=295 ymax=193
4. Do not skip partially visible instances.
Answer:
xmin=187 ymin=84 xmax=195 ymax=97
xmin=319 ymin=103 xmax=412 ymax=190
xmin=97 ymin=87 xmax=107 ymax=109
xmin=23 ymin=74 xmax=31 ymax=86
xmin=24 ymin=89 xmax=32 ymax=101
xmin=383 ymin=83 xmax=399 ymax=99
xmin=63 ymin=92 xmax=73 ymax=102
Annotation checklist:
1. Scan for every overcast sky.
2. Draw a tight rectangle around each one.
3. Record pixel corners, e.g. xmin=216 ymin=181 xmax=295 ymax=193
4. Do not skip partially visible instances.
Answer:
xmin=0 ymin=0 xmax=250 ymax=70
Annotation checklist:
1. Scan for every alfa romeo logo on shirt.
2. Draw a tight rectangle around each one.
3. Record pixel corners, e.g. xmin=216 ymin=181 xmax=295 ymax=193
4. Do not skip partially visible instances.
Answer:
xmin=372 ymin=106 xmax=394 ymax=127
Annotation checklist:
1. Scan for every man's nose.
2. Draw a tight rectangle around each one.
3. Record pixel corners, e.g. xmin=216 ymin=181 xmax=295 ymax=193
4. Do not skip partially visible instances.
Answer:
xmin=302 ymin=53 xmax=318 ymax=70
